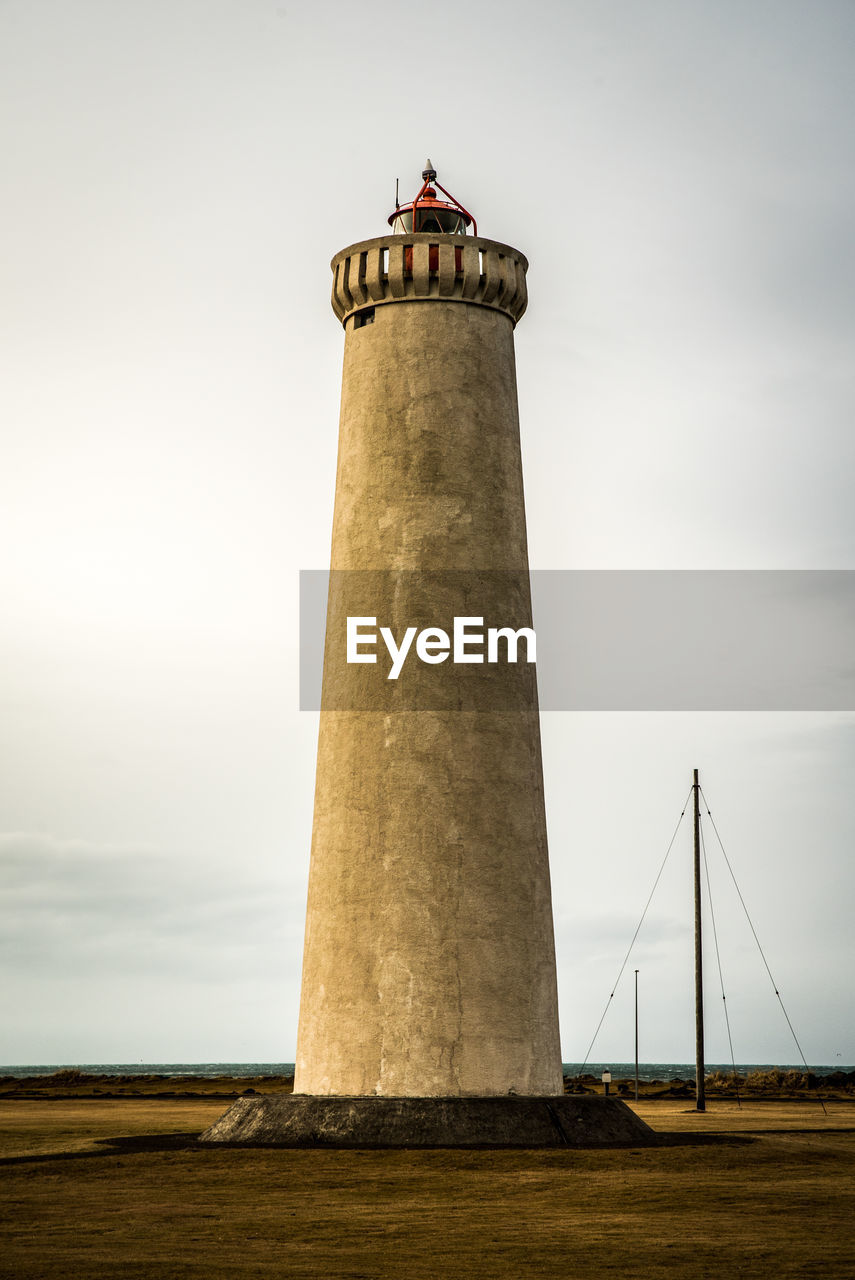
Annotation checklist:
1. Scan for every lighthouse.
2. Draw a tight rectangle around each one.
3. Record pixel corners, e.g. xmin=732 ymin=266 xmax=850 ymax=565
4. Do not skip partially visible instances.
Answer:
xmin=202 ymin=165 xmax=653 ymax=1145
xmin=295 ymin=161 xmax=562 ymax=1098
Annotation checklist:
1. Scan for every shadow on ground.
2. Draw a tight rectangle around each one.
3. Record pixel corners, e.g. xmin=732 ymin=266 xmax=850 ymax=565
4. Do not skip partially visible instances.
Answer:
xmin=0 ymin=1128 xmax=761 ymax=1166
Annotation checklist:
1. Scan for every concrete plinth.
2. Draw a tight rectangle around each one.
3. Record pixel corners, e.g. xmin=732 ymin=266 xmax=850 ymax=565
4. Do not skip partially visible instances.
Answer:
xmin=199 ymin=1095 xmax=655 ymax=1148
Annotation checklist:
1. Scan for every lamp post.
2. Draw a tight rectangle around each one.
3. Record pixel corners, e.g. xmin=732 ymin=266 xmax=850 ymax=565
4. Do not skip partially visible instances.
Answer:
xmin=634 ymin=969 xmax=639 ymax=1103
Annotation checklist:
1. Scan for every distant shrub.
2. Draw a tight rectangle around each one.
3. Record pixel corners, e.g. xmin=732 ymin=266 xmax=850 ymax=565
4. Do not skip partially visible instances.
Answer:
xmin=744 ymin=1069 xmax=811 ymax=1092
xmin=705 ymin=1070 xmax=744 ymax=1091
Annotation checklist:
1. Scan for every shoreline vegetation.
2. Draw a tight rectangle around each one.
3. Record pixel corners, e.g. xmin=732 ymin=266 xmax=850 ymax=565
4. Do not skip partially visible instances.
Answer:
xmin=3 ymin=1066 xmax=855 ymax=1100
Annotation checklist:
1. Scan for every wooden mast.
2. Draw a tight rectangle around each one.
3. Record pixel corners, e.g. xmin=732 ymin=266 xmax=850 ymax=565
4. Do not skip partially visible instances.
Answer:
xmin=693 ymin=767 xmax=706 ymax=1111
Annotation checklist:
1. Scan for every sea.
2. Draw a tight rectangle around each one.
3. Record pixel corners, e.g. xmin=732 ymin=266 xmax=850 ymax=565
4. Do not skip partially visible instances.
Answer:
xmin=1 ymin=1062 xmax=852 ymax=1080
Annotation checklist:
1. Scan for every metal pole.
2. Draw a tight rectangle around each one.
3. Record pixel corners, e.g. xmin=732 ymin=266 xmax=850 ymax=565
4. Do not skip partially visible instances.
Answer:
xmin=634 ymin=968 xmax=639 ymax=1103
xmin=694 ymin=768 xmax=706 ymax=1111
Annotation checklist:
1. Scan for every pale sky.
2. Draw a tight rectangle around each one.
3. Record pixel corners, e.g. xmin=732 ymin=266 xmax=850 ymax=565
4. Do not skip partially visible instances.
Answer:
xmin=2 ymin=0 xmax=854 ymax=1067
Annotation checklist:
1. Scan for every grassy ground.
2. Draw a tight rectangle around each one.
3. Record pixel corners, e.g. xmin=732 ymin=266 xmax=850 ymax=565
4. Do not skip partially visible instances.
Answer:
xmin=1 ymin=1095 xmax=853 ymax=1279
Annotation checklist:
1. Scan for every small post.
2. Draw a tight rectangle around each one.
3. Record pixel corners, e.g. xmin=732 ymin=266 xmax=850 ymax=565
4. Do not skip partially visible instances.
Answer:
xmin=634 ymin=968 xmax=640 ymax=1103
xmin=602 ymin=1069 xmax=611 ymax=1097
xmin=694 ymin=767 xmax=706 ymax=1112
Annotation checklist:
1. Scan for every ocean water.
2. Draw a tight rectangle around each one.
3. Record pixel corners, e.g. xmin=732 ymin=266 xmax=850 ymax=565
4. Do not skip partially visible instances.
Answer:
xmin=564 ymin=1062 xmax=854 ymax=1080
xmin=0 ymin=1063 xmax=297 ymax=1079
xmin=1 ymin=1061 xmax=852 ymax=1080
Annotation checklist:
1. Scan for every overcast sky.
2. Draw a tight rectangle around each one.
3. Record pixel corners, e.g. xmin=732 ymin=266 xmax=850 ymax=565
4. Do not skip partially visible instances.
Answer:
xmin=2 ymin=0 xmax=854 ymax=1068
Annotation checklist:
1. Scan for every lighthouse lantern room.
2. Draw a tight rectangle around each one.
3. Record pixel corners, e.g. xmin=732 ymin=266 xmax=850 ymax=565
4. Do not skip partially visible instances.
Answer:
xmin=387 ymin=159 xmax=477 ymax=236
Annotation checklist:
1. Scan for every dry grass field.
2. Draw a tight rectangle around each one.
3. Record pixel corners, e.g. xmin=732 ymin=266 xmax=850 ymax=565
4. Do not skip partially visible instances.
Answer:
xmin=1 ymin=1092 xmax=854 ymax=1279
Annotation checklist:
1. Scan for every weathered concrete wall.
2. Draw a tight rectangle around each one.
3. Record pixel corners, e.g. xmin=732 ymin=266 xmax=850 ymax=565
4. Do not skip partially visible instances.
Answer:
xmin=200 ymin=1096 xmax=655 ymax=1147
xmin=295 ymin=238 xmax=562 ymax=1097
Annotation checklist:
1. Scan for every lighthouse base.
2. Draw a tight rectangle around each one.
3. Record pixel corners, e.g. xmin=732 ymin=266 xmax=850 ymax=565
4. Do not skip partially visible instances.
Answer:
xmin=199 ymin=1094 xmax=655 ymax=1148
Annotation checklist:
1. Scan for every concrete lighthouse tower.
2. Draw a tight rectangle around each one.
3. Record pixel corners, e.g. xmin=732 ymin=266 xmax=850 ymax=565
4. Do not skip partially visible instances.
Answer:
xmin=202 ymin=164 xmax=652 ymax=1146
xmin=295 ymin=161 xmax=562 ymax=1101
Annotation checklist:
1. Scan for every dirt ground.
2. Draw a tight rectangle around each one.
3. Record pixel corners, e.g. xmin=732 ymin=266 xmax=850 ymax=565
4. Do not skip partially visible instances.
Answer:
xmin=1 ymin=1094 xmax=853 ymax=1279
